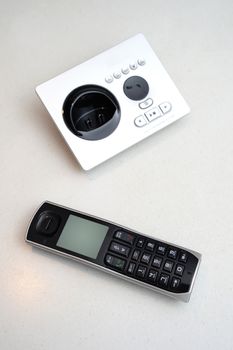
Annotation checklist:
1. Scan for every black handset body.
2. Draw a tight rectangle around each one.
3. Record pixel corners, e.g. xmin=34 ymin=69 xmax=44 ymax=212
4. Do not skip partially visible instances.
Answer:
xmin=26 ymin=201 xmax=201 ymax=302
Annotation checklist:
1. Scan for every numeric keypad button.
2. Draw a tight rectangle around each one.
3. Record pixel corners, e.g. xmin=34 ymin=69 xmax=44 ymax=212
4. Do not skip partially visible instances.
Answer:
xmin=136 ymin=265 xmax=147 ymax=279
xmin=157 ymin=245 xmax=166 ymax=255
xmin=152 ymin=256 xmax=163 ymax=268
xmin=147 ymin=270 xmax=158 ymax=283
xmin=141 ymin=253 xmax=151 ymax=264
xmin=168 ymin=248 xmax=178 ymax=259
xmin=163 ymin=260 xmax=174 ymax=273
xmin=158 ymin=273 xmax=170 ymax=287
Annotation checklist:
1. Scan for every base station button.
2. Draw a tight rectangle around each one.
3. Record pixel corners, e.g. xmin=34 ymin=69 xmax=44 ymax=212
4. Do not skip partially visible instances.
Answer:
xmin=134 ymin=116 xmax=147 ymax=127
xmin=159 ymin=102 xmax=172 ymax=114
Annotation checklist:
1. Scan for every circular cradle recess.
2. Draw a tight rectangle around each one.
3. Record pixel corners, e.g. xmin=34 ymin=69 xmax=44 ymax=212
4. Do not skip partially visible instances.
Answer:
xmin=63 ymin=85 xmax=121 ymax=141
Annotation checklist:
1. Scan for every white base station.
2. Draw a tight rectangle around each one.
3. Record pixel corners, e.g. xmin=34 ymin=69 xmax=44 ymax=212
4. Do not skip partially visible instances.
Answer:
xmin=36 ymin=34 xmax=190 ymax=170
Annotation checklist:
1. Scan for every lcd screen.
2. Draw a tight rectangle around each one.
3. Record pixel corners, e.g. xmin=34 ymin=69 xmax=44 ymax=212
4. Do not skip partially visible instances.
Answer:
xmin=57 ymin=215 xmax=109 ymax=259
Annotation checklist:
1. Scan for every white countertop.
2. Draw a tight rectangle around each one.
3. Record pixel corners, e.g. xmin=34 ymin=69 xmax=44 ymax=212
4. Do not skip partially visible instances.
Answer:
xmin=1 ymin=1 xmax=233 ymax=349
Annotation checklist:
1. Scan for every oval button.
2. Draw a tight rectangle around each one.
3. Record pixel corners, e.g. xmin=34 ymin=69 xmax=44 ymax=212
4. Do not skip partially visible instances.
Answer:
xmin=134 ymin=116 xmax=147 ymax=127
xmin=139 ymin=98 xmax=153 ymax=109
xmin=159 ymin=102 xmax=172 ymax=114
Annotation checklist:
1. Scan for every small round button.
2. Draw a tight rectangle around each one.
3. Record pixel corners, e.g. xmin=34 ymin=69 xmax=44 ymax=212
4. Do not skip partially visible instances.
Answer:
xmin=123 ymin=76 xmax=149 ymax=101
xmin=113 ymin=71 xmax=121 ymax=79
xmin=121 ymin=66 xmax=130 ymax=74
xmin=105 ymin=75 xmax=113 ymax=83
xmin=138 ymin=58 xmax=146 ymax=66
xmin=129 ymin=62 xmax=138 ymax=70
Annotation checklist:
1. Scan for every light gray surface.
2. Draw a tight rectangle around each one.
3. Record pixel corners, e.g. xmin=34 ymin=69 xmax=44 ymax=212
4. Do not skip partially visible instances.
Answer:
xmin=1 ymin=1 xmax=233 ymax=349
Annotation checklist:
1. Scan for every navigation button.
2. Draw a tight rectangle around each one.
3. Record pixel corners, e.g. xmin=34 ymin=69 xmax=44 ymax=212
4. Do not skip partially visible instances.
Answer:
xmin=145 ymin=107 xmax=161 ymax=122
xmin=159 ymin=102 xmax=172 ymax=114
xmin=36 ymin=211 xmax=60 ymax=236
xmin=134 ymin=115 xmax=147 ymax=127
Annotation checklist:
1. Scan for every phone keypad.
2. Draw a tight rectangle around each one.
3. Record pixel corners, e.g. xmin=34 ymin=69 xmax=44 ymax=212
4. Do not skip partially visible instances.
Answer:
xmin=105 ymin=231 xmax=199 ymax=294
